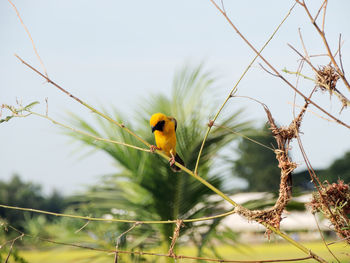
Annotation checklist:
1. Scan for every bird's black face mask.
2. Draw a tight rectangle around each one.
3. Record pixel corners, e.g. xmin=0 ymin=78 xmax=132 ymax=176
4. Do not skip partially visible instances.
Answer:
xmin=152 ymin=120 xmax=165 ymax=133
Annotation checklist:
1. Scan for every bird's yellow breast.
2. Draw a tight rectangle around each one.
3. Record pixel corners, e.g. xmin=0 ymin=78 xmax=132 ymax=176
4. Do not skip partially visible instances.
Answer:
xmin=150 ymin=113 xmax=184 ymax=172
xmin=150 ymin=113 xmax=178 ymax=157
xmin=154 ymin=130 xmax=177 ymax=156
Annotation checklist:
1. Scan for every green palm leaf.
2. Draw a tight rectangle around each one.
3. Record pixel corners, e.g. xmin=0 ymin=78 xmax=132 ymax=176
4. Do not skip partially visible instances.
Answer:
xmin=67 ymin=64 xmax=252 ymax=255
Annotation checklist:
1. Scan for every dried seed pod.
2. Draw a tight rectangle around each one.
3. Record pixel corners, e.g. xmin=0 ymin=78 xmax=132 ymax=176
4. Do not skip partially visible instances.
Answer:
xmin=316 ymin=65 xmax=340 ymax=93
xmin=309 ymin=180 xmax=350 ymax=244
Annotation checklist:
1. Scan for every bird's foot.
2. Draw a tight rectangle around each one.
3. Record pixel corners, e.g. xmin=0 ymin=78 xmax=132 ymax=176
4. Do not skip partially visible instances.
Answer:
xmin=150 ymin=145 xmax=160 ymax=153
xmin=169 ymin=154 xmax=176 ymax=166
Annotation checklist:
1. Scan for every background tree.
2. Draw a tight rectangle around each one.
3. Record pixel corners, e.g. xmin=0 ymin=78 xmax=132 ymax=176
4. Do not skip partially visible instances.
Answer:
xmin=232 ymin=124 xmax=316 ymax=193
xmin=67 ymin=65 xmax=251 ymax=256
xmin=0 ymin=175 xmax=68 ymax=231
xmin=322 ymin=151 xmax=350 ymax=183
xmin=232 ymin=124 xmax=281 ymax=192
xmin=233 ymin=125 xmax=350 ymax=193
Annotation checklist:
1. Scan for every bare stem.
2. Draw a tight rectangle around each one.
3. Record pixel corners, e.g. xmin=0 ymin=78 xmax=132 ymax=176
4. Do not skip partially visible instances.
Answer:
xmin=0 ymin=204 xmax=236 ymax=224
xmin=194 ymin=2 xmax=297 ymax=175
xmin=14 ymin=54 xmax=150 ymax=147
xmin=8 ymin=0 xmax=48 ymax=77
xmin=287 ymin=44 xmax=350 ymax=109
xmin=209 ymin=0 xmax=350 ymax=129
xmin=213 ymin=124 xmax=274 ymax=151
xmin=29 ymin=111 xmax=151 ymax=152
xmin=338 ymin=34 xmax=345 ymax=75
xmin=313 ymin=213 xmax=340 ymax=263
xmin=297 ymin=0 xmax=350 ymax=92
xmin=4 ymin=234 xmax=23 ymax=263
xmin=6 ymin=224 xmax=316 ymax=263
xmin=13 ymin=11 xmax=326 ymax=260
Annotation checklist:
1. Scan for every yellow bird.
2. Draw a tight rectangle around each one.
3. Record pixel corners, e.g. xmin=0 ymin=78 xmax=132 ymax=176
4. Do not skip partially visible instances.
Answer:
xmin=150 ymin=113 xmax=185 ymax=172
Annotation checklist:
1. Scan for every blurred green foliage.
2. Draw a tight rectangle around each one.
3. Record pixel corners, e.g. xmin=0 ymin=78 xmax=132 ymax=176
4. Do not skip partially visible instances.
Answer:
xmin=322 ymin=151 xmax=350 ymax=183
xmin=1 ymin=65 xmax=349 ymax=262
xmin=233 ymin=124 xmax=281 ymax=192
xmin=233 ymin=124 xmax=350 ymax=193
xmin=66 ymin=65 xmax=251 ymax=257
xmin=0 ymin=175 xmax=68 ymax=231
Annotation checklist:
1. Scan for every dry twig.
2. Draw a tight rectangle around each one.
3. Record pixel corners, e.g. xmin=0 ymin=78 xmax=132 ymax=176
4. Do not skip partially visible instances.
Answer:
xmin=4 ymin=234 xmax=24 ymax=263
xmin=8 ymin=0 xmax=48 ymax=77
xmin=5 ymin=224 xmax=315 ymax=263
xmin=296 ymin=0 xmax=350 ymax=92
xmin=194 ymin=2 xmax=297 ymax=175
xmin=168 ymin=219 xmax=184 ymax=258
xmin=309 ymin=180 xmax=350 ymax=244
xmin=313 ymin=213 xmax=340 ymax=263
xmin=232 ymin=101 xmax=297 ymax=236
xmin=209 ymin=0 xmax=350 ymax=129
xmin=287 ymin=44 xmax=350 ymax=111
xmin=114 ymin=222 xmax=141 ymax=263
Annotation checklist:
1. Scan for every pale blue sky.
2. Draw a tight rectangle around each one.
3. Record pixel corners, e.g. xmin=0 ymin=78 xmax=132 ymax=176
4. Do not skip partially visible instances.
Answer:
xmin=1 ymin=1 xmax=350 ymax=194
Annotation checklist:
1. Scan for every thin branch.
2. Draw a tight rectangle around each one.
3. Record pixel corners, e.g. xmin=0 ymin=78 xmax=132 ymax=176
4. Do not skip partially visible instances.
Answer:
xmin=220 ymin=0 xmax=226 ymax=14
xmin=293 ymin=115 xmax=345 ymax=241
xmin=288 ymin=75 xmax=345 ymax=260
xmin=295 ymin=58 xmax=305 ymax=81
xmin=1 ymin=234 xmax=23 ymax=250
xmin=321 ymin=0 xmax=328 ymax=33
xmin=296 ymin=0 xmax=350 ymax=92
xmin=74 ymin=219 xmax=91 ymax=234
xmin=115 ymin=222 xmax=141 ymax=263
xmin=0 ymin=204 xmax=236 ymax=224
xmin=309 ymin=54 xmax=328 ymax=58
xmin=213 ymin=123 xmax=275 ymax=151
xmin=282 ymin=68 xmax=315 ymax=82
xmin=16 ymin=55 xmax=247 ymax=214
xmin=338 ymin=34 xmax=345 ymax=75
xmin=168 ymin=219 xmax=184 ymax=258
xmin=1 ymin=104 xmax=151 ymax=153
xmin=8 ymin=0 xmax=188 ymax=174
xmin=4 ymin=234 xmax=24 ymax=263
xmin=292 ymin=58 xmax=305 ymax=119
xmin=298 ymin=28 xmax=310 ymax=61
xmin=13 ymin=55 xmax=347 ymax=240
xmin=209 ymin=0 xmax=350 ymax=129
xmin=287 ymin=44 xmax=350 ymax=109
xmin=0 ymin=198 xmax=330 ymax=262
xmin=327 ymin=236 xmax=350 ymax=246
xmin=45 ymin=97 xmax=48 ymax=116
xmin=287 ymin=102 xmax=335 ymax=123
xmin=13 ymin=55 xmax=191 ymax=172
xmin=11 ymin=6 xmax=333 ymax=258
xmin=6 ymin=225 xmax=315 ymax=263
xmin=313 ymin=0 xmax=327 ymax=23
xmin=313 ymin=213 xmax=340 ymax=263
xmin=14 ymin=54 xmax=150 ymax=147
xmin=194 ymin=2 xmax=297 ymax=175
xmin=8 ymin=0 xmax=48 ymax=77
xmin=289 ymin=69 xmax=323 ymax=190
xmin=259 ymin=63 xmax=279 ymax=78
xmin=228 ymin=94 xmax=327 ymax=263
xmin=29 ymin=111 xmax=152 ymax=152
xmin=116 ymin=222 xmax=141 ymax=247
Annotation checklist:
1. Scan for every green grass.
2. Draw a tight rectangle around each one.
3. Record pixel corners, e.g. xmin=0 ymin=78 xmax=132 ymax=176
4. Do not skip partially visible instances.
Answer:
xmin=11 ymin=241 xmax=350 ymax=263
xmin=193 ymin=241 xmax=350 ymax=262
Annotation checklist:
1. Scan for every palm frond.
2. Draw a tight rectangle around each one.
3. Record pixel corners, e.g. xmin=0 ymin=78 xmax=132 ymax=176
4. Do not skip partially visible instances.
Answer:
xmin=66 ymin=64 xmax=251 ymax=253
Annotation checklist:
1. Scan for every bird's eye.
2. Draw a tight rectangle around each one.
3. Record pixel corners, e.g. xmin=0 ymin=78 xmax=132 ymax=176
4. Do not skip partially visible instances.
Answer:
xmin=152 ymin=120 xmax=165 ymax=132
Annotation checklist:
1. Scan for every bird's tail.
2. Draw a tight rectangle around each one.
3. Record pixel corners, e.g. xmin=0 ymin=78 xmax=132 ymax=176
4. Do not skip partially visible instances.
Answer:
xmin=171 ymin=153 xmax=185 ymax=172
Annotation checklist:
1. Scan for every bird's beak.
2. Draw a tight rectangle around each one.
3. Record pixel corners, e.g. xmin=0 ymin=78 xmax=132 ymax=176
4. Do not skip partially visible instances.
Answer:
xmin=151 ymin=120 xmax=164 ymax=133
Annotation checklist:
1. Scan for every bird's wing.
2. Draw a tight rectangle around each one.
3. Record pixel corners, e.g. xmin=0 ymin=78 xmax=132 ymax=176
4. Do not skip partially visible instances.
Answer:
xmin=167 ymin=116 xmax=177 ymax=131
xmin=170 ymin=117 xmax=177 ymax=131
